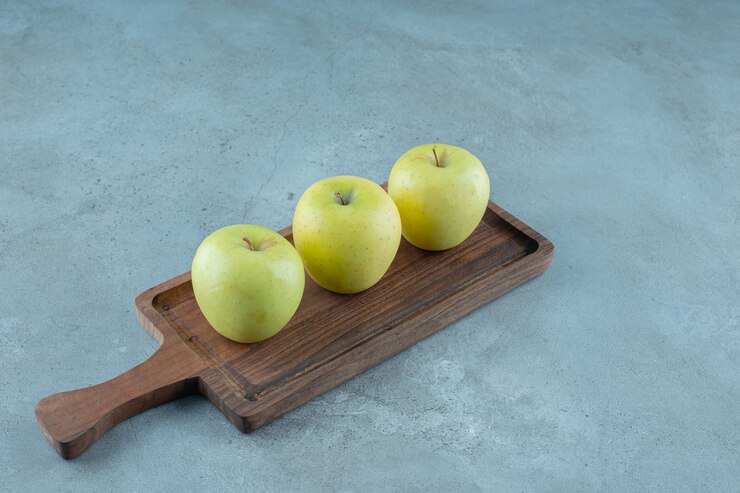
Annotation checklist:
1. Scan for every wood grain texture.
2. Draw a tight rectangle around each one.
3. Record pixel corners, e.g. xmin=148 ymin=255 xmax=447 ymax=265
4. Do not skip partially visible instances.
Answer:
xmin=35 ymin=200 xmax=553 ymax=459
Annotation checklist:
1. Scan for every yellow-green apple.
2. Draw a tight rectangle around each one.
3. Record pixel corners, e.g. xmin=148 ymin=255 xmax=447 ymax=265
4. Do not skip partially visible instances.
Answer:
xmin=293 ymin=175 xmax=401 ymax=294
xmin=388 ymin=144 xmax=490 ymax=251
xmin=191 ymin=224 xmax=305 ymax=343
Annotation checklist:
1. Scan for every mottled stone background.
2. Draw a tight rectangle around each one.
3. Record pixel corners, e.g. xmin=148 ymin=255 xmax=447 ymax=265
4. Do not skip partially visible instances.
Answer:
xmin=1 ymin=0 xmax=738 ymax=491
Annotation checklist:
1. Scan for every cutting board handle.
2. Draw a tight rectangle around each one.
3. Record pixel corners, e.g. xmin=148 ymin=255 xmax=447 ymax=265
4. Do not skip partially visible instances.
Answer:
xmin=35 ymin=341 xmax=204 ymax=459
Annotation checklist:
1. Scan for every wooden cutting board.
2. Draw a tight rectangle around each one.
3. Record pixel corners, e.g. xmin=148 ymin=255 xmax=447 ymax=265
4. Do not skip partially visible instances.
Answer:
xmin=35 ymin=200 xmax=553 ymax=459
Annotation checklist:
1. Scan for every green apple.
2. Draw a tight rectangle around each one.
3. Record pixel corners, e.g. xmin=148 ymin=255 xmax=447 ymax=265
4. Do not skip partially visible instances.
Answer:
xmin=388 ymin=144 xmax=490 ymax=251
xmin=293 ymin=175 xmax=401 ymax=294
xmin=191 ymin=224 xmax=305 ymax=343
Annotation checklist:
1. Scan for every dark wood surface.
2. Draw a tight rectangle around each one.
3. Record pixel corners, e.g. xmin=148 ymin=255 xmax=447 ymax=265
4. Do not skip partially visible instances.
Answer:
xmin=35 ymin=201 xmax=553 ymax=459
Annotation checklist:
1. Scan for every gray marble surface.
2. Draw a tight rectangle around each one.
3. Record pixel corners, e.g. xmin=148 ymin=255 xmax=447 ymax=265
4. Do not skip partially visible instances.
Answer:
xmin=1 ymin=0 xmax=738 ymax=491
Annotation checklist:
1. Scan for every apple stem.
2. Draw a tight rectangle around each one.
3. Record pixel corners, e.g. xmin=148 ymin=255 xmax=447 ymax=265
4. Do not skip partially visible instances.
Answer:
xmin=242 ymin=236 xmax=254 ymax=250
xmin=335 ymin=191 xmax=347 ymax=205
xmin=432 ymin=146 xmax=440 ymax=167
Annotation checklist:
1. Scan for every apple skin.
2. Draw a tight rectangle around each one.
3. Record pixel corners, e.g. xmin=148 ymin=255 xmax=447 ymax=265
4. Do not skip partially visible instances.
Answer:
xmin=292 ymin=175 xmax=402 ymax=294
xmin=388 ymin=144 xmax=490 ymax=251
xmin=191 ymin=224 xmax=305 ymax=343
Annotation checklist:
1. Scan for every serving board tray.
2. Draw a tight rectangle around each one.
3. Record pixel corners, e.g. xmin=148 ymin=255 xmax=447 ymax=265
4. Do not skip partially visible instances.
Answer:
xmin=35 ymin=200 xmax=553 ymax=459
